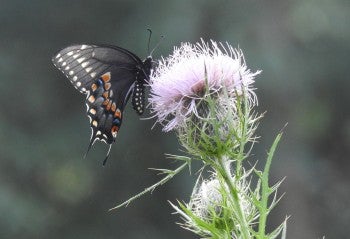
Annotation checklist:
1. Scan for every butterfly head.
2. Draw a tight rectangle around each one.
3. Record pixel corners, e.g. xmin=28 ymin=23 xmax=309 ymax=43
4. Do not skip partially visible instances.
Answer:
xmin=145 ymin=32 xmax=163 ymax=77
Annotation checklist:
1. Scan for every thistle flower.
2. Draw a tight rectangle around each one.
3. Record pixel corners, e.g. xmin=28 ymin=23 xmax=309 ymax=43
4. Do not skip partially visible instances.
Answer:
xmin=172 ymin=169 xmax=258 ymax=238
xmin=191 ymin=178 xmax=223 ymax=220
xmin=190 ymin=170 xmax=256 ymax=221
xmin=149 ymin=39 xmax=261 ymax=132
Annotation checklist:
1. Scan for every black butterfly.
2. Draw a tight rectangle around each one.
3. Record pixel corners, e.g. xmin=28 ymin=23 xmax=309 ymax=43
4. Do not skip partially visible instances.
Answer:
xmin=52 ymin=44 xmax=152 ymax=165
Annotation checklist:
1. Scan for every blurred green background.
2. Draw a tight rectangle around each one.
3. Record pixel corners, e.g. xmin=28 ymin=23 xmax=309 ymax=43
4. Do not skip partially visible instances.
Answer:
xmin=0 ymin=0 xmax=349 ymax=238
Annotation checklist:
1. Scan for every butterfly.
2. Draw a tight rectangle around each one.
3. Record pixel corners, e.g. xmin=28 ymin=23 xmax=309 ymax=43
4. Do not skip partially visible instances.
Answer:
xmin=52 ymin=44 xmax=153 ymax=165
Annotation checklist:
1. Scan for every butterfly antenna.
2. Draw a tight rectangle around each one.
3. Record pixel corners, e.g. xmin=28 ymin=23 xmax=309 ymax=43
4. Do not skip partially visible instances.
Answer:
xmin=149 ymin=35 xmax=164 ymax=56
xmin=147 ymin=28 xmax=153 ymax=55
xmin=102 ymin=144 xmax=112 ymax=166
xmin=84 ymin=138 xmax=95 ymax=159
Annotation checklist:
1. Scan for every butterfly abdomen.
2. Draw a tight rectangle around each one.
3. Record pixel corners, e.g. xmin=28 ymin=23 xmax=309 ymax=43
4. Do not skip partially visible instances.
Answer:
xmin=132 ymin=80 xmax=145 ymax=115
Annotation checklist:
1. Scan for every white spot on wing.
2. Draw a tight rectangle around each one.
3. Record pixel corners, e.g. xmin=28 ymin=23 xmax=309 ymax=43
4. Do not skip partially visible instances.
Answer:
xmin=77 ymin=57 xmax=85 ymax=63
xmin=81 ymin=45 xmax=88 ymax=50
xmin=62 ymin=62 xmax=66 ymax=66
xmin=56 ymin=53 xmax=61 ymax=58
xmin=85 ymin=67 xmax=92 ymax=73
xmin=89 ymin=108 xmax=96 ymax=115
xmin=67 ymin=51 xmax=74 ymax=56
xmin=65 ymin=66 xmax=70 ymax=70
xmin=90 ymin=72 xmax=96 ymax=78
xmin=73 ymin=76 xmax=78 ymax=81
xmin=69 ymin=70 xmax=74 ymax=75
xmin=81 ymin=62 xmax=89 ymax=68
xmin=73 ymin=54 xmax=80 ymax=59
xmin=58 ymin=57 xmax=63 ymax=63
xmin=77 ymin=82 xmax=81 ymax=87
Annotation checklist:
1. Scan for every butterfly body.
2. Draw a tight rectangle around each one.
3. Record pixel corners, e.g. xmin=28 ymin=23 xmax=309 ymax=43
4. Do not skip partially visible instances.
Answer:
xmin=52 ymin=44 xmax=152 ymax=163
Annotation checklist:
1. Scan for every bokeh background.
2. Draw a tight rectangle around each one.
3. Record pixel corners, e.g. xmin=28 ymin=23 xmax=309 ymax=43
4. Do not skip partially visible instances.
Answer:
xmin=0 ymin=0 xmax=349 ymax=238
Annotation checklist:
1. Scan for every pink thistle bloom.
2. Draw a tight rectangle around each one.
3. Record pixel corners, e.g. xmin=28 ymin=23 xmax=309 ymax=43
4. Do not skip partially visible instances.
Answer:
xmin=149 ymin=39 xmax=261 ymax=132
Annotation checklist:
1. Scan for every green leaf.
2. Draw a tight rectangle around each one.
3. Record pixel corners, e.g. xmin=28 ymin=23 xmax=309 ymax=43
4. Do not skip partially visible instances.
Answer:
xmin=109 ymin=161 xmax=188 ymax=211
xmin=257 ymin=131 xmax=283 ymax=238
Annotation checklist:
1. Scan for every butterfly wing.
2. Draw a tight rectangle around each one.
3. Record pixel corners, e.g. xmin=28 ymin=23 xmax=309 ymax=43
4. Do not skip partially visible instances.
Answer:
xmin=52 ymin=44 xmax=143 ymax=93
xmin=52 ymin=44 xmax=148 ymax=164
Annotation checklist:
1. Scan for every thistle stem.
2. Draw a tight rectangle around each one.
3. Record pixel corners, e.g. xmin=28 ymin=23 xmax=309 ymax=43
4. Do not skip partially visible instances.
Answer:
xmin=217 ymin=155 xmax=251 ymax=239
xmin=236 ymin=93 xmax=249 ymax=178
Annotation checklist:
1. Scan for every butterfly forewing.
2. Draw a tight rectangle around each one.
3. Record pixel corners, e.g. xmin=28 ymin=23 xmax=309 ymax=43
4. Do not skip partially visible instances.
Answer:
xmin=52 ymin=44 xmax=152 ymax=163
xmin=53 ymin=45 xmax=98 ymax=93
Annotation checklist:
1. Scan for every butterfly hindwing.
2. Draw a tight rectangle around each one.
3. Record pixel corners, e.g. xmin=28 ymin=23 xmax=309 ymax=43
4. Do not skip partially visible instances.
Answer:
xmin=86 ymin=68 xmax=137 ymax=145
xmin=52 ymin=44 xmax=152 ymax=164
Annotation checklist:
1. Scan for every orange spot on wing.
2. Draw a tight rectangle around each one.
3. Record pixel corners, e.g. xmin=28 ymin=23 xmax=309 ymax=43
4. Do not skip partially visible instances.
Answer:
xmin=101 ymin=72 xmax=111 ymax=82
xmin=91 ymin=83 xmax=97 ymax=91
xmin=111 ymin=103 xmax=116 ymax=112
xmin=102 ymin=99 xmax=109 ymax=106
xmin=111 ymin=125 xmax=119 ymax=133
xmin=102 ymin=91 xmax=109 ymax=99
xmin=106 ymin=101 xmax=112 ymax=111
xmin=104 ymin=82 xmax=111 ymax=90
xmin=114 ymin=109 xmax=121 ymax=118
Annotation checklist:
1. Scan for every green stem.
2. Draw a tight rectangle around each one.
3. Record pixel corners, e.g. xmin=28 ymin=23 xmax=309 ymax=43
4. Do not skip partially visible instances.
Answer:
xmin=236 ymin=93 xmax=249 ymax=178
xmin=218 ymin=155 xmax=251 ymax=239
xmin=257 ymin=133 xmax=282 ymax=238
